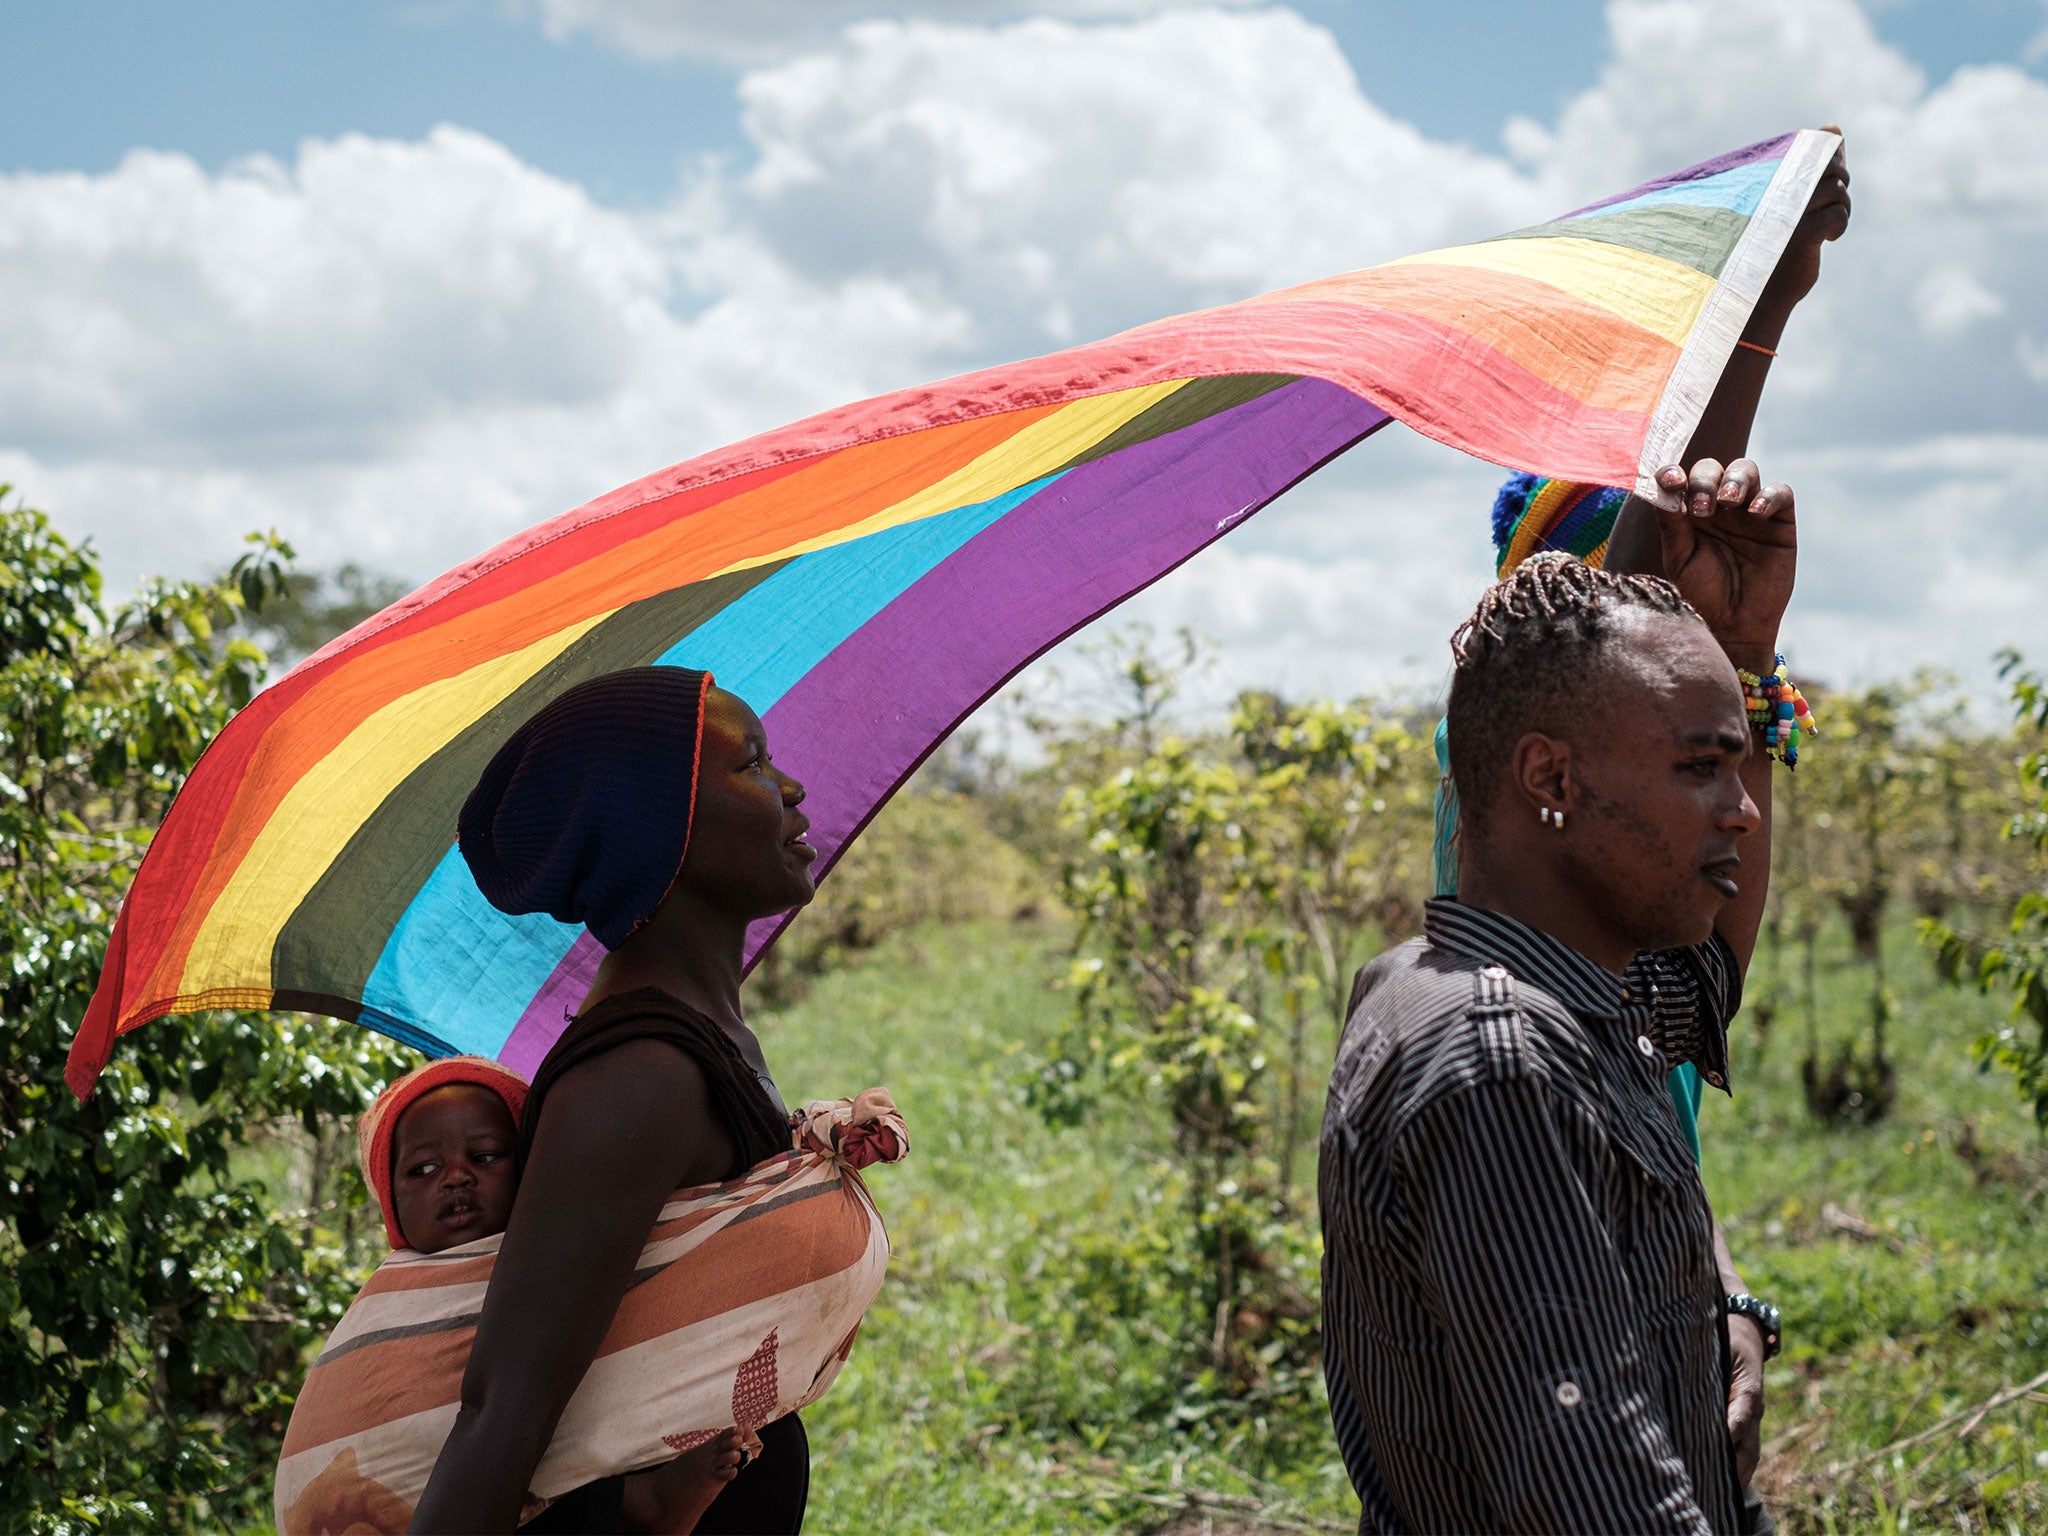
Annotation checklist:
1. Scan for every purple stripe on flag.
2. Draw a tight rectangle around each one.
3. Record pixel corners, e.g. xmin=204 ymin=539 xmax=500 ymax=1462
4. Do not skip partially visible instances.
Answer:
xmin=501 ymin=928 xmax=606 ymax=1075
xmin=496 ymin=378 xmax=1388 ymax=1069
xmin=1562 ymin=133 xmax=1797 ymax=220
xmin=742 ymin=376 xmax=1390 ymax=968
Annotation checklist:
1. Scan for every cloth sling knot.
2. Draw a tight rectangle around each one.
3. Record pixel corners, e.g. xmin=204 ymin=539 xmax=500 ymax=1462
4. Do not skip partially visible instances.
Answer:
xmin=792 ymin=1087 xmax=908 ymax=1170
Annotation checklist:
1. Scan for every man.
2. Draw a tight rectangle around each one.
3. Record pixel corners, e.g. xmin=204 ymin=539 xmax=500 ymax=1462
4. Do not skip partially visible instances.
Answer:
xmin=1319 ymin=451 xmax=1802 ymax=1534
xmin=1331 ymin=129 xmax=1854 ymax=1533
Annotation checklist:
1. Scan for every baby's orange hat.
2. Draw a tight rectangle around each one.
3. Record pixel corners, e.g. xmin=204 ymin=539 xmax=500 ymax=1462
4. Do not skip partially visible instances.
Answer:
xmin=358 ymin=1056 xmax=529 ymax=1249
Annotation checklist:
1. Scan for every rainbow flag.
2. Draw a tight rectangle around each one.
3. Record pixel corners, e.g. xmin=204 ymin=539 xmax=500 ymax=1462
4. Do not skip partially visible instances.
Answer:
xmin=67 ymin=130 xmax=1838 ymax=1094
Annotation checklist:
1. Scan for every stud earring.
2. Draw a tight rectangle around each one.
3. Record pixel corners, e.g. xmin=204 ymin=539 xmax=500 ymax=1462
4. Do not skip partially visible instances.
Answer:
xmin=1552 ymin=808 xmax=1566 ymax=831
xmin=1539 ymin=807 xmax=1552 ymax=826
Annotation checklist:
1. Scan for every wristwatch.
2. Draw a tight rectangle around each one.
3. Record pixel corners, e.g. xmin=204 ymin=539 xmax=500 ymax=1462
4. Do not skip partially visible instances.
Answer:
xmin=1724 ymin=1293 xmax=1782 ymax=1360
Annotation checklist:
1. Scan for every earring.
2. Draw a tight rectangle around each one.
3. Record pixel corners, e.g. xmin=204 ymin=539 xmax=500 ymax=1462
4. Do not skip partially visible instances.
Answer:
xmin=1539 ymin=807 xmax=1552 ymax=826
xmin=1540 ymin=806 xmax=1565 ymax=830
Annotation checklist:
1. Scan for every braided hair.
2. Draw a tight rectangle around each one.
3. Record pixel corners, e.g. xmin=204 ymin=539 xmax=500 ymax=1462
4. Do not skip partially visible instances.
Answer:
xmin=1446 ymin=551 xmax=1701 ymax=840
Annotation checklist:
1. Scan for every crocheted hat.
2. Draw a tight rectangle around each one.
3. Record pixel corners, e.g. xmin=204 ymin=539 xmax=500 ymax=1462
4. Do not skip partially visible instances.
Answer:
xmin=459 ymin=668 xmax=714 ymax=950
xmin=1491 ymin=473 xmax=1629 ymax=576
xmin=357 ymin=1056 xmax=529 ymax=1249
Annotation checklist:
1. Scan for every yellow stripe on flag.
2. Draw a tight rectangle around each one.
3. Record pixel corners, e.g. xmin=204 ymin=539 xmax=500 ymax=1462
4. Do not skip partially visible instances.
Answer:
xmin=1384 ymin=237 xmax=1713 ymax=348
xmin=713 ymin=379 xmax=1191 ymax=574
xmin=176 ymin=614 xmax=610 ymax=995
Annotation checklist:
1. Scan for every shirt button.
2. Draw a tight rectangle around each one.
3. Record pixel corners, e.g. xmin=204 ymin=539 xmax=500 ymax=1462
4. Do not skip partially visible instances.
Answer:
xmin=1636 ymin=1035 xmax=1656 ymax=1057
xmin=1482 ymin=964 xmax=1508 ymax=979
xmin=1556 ymin=1381 xmax=1582 ymax=1407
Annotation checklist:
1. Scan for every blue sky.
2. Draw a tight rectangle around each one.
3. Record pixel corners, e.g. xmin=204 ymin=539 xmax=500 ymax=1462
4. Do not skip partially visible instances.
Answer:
xmin=12 ymin=1 xmax=2042 ymax=197
xmin=4 ymin=0 xmax=2045 ymax=702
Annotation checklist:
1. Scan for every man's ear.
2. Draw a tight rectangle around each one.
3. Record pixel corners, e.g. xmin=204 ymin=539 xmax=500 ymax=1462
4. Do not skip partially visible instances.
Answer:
xmin=1509 ymin=731 xmax=1573 ymax=823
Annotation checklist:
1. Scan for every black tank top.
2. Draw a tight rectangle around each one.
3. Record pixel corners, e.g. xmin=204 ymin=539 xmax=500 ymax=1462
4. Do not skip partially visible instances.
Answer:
xmin=516 ymin=987 xmax=792 ymax=1180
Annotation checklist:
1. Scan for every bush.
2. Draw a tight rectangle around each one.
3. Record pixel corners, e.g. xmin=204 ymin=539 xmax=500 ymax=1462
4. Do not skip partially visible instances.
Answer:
xmin=0 ymin=493 xmax=409 ymax=1534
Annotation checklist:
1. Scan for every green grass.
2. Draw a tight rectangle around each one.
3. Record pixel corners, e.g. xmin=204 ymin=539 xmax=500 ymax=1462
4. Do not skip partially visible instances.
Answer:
xmin=758 ymin=917 xmax=1354 ymax=1534
xmin=1706 ymin=919 xmax=2048 ymax=1533
xmin=753 ymin=911 xmax=2046 ymax=1535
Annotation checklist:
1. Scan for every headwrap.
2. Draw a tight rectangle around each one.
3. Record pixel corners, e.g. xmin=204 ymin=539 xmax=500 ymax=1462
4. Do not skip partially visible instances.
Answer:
xmin=458 ymin=667 xmax=714 ymax=950
xmin=357 ymin=1055 xmax=530 ymax=1249
xmin=1491 ymin=472 xmax=1628 ymax=576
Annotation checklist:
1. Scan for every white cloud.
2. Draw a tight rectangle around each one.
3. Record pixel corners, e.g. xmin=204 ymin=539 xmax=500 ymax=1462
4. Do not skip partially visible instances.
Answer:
xmin=729 ymin=11 xmax=1541 ymax=356
xmin=2 ymin=0 xmax=2043 ymax=707
xmin=0 ymin=128 xmax=968 ymax=588
xmin=0 ymin=130 xmax=667 ymax=461
xmin=1913 ymin=266 xmax=2005 ymax=336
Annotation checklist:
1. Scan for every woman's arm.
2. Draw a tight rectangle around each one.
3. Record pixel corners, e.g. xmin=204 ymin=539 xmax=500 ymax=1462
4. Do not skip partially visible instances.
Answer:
xmin=409 ymin=1039 xmax=737 ymax=1533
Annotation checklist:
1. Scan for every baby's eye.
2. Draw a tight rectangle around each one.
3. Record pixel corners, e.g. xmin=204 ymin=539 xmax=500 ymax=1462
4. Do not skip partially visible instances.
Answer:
xmin=475 ymin=1151 xmax=503 ymax=1165
xmin=407 ymin=1160 xmax=439 ymax=1179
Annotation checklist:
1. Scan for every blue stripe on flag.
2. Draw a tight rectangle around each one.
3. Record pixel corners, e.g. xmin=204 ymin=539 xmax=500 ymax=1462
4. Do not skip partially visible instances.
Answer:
xmin=1567 ymin=158 xmax=1781 ymax=222
xmin=359 ymin=473 xmax=1061 ymax=1056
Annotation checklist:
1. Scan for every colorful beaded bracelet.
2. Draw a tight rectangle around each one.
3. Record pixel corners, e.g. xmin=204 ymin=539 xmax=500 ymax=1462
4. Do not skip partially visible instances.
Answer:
xmin=1737 ymin=655 xmax=1816 ymax=768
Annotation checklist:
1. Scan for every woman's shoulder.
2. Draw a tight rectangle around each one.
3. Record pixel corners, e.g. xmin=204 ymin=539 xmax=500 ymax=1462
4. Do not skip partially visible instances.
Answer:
xmin=521 ymin=988 xmax=789 ymax=1176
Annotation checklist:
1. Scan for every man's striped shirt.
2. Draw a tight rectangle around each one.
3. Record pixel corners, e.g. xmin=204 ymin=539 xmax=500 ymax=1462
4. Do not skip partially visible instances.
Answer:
xmin=1319 ymin=899 xmax=1743 ymax=1534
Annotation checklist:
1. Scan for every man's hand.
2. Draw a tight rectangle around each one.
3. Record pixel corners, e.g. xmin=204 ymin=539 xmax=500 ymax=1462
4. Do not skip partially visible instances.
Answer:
xmin=1726 ymin=1314 xmax=1768 ymax=1488
xmin=1752 ymin=127 xmax=1852 ymax=334
xmin=1651 ymin=459 xmax=1794 ymax=673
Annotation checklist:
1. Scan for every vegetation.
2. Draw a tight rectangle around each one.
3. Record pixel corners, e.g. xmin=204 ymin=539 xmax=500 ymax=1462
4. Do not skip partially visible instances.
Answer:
xmin=0 ymin=493 xmax=411 ymax=1535
xmin=1 ymin=499 xmax=2042 ymax=1534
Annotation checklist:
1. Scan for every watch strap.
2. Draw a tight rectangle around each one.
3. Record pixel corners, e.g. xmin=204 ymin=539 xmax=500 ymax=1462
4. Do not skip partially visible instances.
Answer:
xmin=1724 ymin=1292 xmax=1781 ymax=1360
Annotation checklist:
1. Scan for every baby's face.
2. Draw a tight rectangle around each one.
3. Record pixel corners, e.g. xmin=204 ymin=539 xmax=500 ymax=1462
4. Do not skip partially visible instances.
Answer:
xmin=391 ymin=1083 xmax=518 ymax=1253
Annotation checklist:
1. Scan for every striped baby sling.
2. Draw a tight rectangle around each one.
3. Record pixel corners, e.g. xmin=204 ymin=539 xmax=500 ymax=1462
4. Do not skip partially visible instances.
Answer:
xmin=274 ymin=1089 xmax=907 ymax=1533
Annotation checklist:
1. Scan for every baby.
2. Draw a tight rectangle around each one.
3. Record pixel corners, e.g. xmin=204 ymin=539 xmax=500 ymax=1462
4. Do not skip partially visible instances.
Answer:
xmin=362 ymin=1057 xmax=744 ymax=1535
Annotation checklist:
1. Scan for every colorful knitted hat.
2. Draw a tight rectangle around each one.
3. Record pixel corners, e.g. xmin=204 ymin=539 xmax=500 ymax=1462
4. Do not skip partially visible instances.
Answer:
xmin=1490 ymin=473 xmax=1630 ymax=576
xmin=459 ymin=668 xmax=714 ymax=950
xmin=357 ymin=1055 xmax=529 ymax=1249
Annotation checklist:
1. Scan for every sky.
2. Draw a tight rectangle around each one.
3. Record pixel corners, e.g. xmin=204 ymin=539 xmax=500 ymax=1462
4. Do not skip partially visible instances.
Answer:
xmin=5 ymin=0 xmax=2046 ymax=714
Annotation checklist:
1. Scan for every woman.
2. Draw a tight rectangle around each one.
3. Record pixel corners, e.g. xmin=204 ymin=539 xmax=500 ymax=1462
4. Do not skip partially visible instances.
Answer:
xmin=412 ymin=666 xmax=825 ymax=1533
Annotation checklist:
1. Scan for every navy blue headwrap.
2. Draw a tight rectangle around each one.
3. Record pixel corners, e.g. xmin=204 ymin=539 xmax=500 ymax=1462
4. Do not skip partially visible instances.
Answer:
xmin=458 ymin=667 xmax=713 ymax=951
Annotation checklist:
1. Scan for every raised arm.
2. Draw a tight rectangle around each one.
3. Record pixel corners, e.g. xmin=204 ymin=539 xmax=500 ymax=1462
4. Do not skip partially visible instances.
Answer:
xmin=1402 ymin=1079 xmax=1714 ymax=1535
xmin=1603 ymin=128 xmax=1849 ymax=578
xmin=409 ymin=1041 xmax=736 ymax=1533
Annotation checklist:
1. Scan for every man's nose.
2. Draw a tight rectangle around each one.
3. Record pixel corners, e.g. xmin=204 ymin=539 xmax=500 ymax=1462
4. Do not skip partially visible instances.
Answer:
xmin=1722 ymin=777 xmax=1762 ymax=837
xmin=780 ymin=770 xmax=806 ymax=806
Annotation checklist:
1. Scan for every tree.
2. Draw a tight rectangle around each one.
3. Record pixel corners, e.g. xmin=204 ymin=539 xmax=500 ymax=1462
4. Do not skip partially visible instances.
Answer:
xmin=1228 ymin=693 xmax=1429 ymax=1197
xmin=1927 ymin=650 xmax=2048 ymax=1128
xmin=0 ymin=491 xmax=410 ymax=1533
xmin=1026 ymin=632 xmax=1434 ymax=1403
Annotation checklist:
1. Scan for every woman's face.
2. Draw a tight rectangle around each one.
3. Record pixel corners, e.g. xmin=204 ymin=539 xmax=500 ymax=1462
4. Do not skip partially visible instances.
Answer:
xmin=676 ymin=687 xmax=816 ymax=920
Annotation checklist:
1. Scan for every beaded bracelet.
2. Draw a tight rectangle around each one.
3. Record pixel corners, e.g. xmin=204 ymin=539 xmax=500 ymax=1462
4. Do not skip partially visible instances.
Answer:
xmin=1737 ymin=655 xmax=1816 ymax=768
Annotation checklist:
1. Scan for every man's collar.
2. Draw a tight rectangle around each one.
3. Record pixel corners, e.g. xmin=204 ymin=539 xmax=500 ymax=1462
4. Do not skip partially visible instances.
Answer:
xmin=1423 ymin=898 xmax=1627 ymax=1019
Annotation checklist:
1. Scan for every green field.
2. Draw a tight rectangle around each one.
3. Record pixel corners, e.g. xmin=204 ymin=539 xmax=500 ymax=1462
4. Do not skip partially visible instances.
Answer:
xmin=761 ymin=912 xmax=2047 ymax=1535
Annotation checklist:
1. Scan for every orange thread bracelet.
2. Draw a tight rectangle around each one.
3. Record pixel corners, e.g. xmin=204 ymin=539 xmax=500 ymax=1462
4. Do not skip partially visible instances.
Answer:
xmin=1736 ymin=338 xmax=1777 ymax=358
